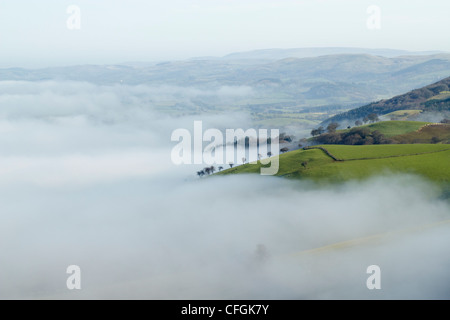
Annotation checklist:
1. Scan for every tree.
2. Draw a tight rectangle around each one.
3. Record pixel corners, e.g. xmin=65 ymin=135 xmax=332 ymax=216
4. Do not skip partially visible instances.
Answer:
xmin=197 ymin=170 xmax=205 ymax=178
xmin=355 ymin=120 xmax=363 ymax=126
xmin=327 ymin=122 xmax=339 ymax=133
xmin=210 ymin=166 xmax=215 ymax=174
xmin=431 ymin=136 xmax=441 ymax=144
xmin=267 ymin=151 xmax=272 ymax=157
xmin=218 ymin=166 xmax=223 ymax=171
xmin=301 ymin=161 xmax=308 ymax=168
xmin=363 ymin=116 xmax=369 ymax=124
xmin=228 ymin=163 xmax=234 ymax=168
xmin=311 ymin=126 xmax=325 ymax=136
xmin=204 ymin=167 xmax=211 ymax=175
xmin=343 ymin=133 xmax=363 ymax=145
xmin=372 ymin=130 xmax=385 ymax=144
xmin=315 ymin=132 xmax=342 ymax=144
xmin=280 ymin=147 xmax=289 ymax=153
xmin=279 ymin=133 xmax=293 ymax=143
xmin=348 ymin=127 xmax=371 ymax=139
xmin=367 ymin=113 xmax=379 ymax=123
xmin=363 ymin=136 xmax=375 ymax=145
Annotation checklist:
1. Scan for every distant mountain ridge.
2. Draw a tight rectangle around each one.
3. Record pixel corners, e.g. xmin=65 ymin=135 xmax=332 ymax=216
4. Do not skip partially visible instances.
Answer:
xmin=2 ymin=51 xmax=450 ymax=127
xmin=221 ymin=47 xmax=445 ymax=61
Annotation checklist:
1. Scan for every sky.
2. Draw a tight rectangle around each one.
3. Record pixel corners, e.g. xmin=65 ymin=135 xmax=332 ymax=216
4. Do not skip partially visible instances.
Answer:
xmin=0 ymin=0 xmax=450 ymax=67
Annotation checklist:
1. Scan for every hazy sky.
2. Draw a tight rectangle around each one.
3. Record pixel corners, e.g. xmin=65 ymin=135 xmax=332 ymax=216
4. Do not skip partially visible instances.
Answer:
xmin=0 ymin=0 xmax=450 ymax=67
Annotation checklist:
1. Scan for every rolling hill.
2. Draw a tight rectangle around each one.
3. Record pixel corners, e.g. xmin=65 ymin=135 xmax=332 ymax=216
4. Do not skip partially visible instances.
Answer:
xmin=324 ymin=76 xmax=450 ymax=124
xmin=338 ymin=121 xmax=431 ymax=137
xmin=217 ymin=144 xmax=450 ymax=185
xmin=311 ymin=121 xmax=450 ymax=145
xmin=221 ymin=47 xmax=444 ymax=61
xmin=3 ymin=52 xmax=450 ymax=129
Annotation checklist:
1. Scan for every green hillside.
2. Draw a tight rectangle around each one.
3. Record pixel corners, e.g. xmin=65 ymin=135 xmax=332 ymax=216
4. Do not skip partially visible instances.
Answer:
xmin=218 ymin=144 xmax=450 ymax=184
xmin=312 ymin=120 xmax=450 ymax=145
xmin=383 ymin=110 xmax=423 ymax=121
xmin=392 ymin=123 xmax=450 ymax=144
xmin=324 ymin=76 xmax=450 ymax=124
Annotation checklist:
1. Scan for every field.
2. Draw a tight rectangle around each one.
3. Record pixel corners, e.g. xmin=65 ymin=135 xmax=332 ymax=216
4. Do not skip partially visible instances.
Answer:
xmin=392 ymin=124 xmax=450 ymax=144
xmin=217 ymin=144 xmax=450 ymax=184
xmin=324 ymin=144 xmax=450 ymax=160
xmin=382 ymin=110 xmax=422 ymax=121
xmin=340 ymin=121 xmax=430 ymax=137
xmin=428 ymin=91 xmax=450 ymax=101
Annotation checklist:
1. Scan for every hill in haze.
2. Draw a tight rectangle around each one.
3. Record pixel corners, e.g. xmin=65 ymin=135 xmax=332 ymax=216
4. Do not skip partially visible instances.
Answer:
xmin=221 ymin=47 xmax=444 ymax=61
xmin=324 ymin=76 xmax=450 ymax=124
xmin=2 ymin=49 xmax=450 ymax=128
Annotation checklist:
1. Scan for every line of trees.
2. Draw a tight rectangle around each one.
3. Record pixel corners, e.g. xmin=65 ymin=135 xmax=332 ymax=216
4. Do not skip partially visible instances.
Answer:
xmin=313 ymin=127 xmax=392 ymax=145
xmin=311 ymin=121 xmax=340 ymax=137
xmin=354 ymin=113 xmax=379 ymax=126
xmin=197 ymin=165 xmax=224 ymax=177
xmin=196 ymin=151 xmax=284 ymax=177
xmin=311 ymin=113 xmax=380 ymax=138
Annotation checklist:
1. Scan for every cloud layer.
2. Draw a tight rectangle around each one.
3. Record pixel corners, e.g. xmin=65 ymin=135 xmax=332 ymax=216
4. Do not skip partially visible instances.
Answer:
xmin=0 ymin=81 xmax=449 ymax=299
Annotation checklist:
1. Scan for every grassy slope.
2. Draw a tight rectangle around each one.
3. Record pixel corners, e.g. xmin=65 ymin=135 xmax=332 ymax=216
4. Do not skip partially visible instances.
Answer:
xmin=218 ymin=144 xmax=450 ymax=183
xmin=324 ymin=121 xmax=449 ymax=144
xmin=339 ymin=121 xmax=430 ymax=137
xmin=382 ymin=110 xmax=422 ymax=121
xmin=429 ymin=91 xmax=450 ymax=101
xmin=323 ymin=76 xmax=450 ymax=123
xmin=324 ymin=144 xmax=450 ymax=160
xmin=392 ymin=124 xmax=450 ymax=144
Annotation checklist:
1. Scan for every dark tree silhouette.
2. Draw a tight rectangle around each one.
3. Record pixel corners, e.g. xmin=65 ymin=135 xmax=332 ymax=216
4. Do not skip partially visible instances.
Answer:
xmin=431 ymin=136 xmax=441 ymax=144
xmin=311 ymin=126 xmax=325 ymax=136
xmin=327 ymin=122 xmax=339 ymax=133
xmin=280 ymin=147 xmax=289 ymax=153
xmin=368 ymin=113 xmax=379 ymax=123
xmin=197 ymin=170 xmax=205 ymax=178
